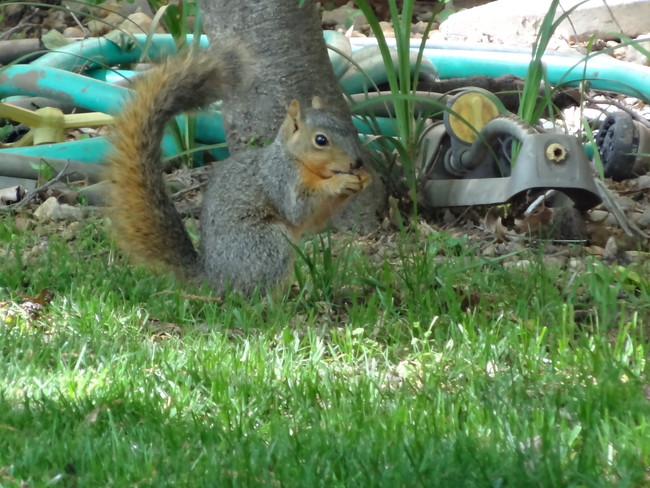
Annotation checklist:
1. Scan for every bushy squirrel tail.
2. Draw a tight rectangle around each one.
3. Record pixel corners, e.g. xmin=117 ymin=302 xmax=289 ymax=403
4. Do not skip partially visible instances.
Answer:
xmin=107 ymin=43 xmax=249 ymax=275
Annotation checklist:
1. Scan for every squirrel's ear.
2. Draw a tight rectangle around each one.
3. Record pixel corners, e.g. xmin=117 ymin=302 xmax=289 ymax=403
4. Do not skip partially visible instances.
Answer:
xmin=283 ymin=99 xmax=301 ymax=135
xmin=287 ymin=99 xmax=300 ymax=120
xmin=311 ymin=96 xmax=324 ymax=110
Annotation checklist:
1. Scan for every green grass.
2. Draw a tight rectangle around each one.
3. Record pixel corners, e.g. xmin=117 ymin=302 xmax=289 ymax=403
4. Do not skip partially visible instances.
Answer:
xmin=0 ymin=212 xmax=649 ymax=487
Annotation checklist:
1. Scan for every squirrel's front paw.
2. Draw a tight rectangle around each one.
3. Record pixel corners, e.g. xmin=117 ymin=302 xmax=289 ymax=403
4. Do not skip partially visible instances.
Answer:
xmin=336 ymin=169 xmax=371 ymax=195
xmin=357 ymin=169 xmax=371 ymax=190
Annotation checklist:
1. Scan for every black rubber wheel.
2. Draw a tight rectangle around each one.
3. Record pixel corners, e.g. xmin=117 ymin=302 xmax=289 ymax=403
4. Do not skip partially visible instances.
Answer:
xmin=595 ymin=112 xmax=639 ymax=181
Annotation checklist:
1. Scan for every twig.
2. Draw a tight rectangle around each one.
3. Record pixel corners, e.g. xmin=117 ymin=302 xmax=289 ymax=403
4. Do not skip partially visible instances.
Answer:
xmin=2 ymin=160 xmax=71 ymax=211
xmin=64 ymin=5 xmax=87 ymax=37
xmin=1 ymin=23 xmax=36 ymax=41
xmin=524 ymin=189 xmax=556 ymax=217
xmin=171 ymin=180 xmax=208 ymax=199
xmin=584 ymin=93 xmax=650 ymax=129
xmin=593 ymin=177 xmax=649 ymax=239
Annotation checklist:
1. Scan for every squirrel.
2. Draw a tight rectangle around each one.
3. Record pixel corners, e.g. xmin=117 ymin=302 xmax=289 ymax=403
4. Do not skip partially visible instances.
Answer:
xmin=107 ymin=44 xmax=371 ymax=296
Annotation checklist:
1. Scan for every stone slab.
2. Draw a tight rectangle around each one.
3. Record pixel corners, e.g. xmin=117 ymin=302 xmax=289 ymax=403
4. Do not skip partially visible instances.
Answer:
xmin=440 ymin=0 xmax=650 ymax=47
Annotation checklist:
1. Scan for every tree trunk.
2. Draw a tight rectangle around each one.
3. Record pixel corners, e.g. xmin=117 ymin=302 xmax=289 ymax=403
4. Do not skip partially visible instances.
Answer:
xmin=200 ymin=0 xmax=385 ymax=231
xmin=200 ymin=0 xmax=354 ymax=152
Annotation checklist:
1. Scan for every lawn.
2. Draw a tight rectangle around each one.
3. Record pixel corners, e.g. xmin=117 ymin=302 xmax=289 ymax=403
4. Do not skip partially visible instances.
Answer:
xmin=0 ymin=213 xmax=648 ymax=487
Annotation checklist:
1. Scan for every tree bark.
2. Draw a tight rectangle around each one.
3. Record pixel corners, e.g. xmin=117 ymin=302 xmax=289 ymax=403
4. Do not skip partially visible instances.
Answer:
xmin=200 ymin=0 xmax=354 ymax=151
xmin=200 ymin=0 xmax=385 ymax=231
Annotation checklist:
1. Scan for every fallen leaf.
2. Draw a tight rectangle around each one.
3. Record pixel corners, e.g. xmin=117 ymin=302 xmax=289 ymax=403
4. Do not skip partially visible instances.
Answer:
xmin=18 ymin=289 xmax=55 ymax=320
xmin=483 ymin=208 xmax=510 ymax=241
xmin=515 ymin=205 xmax=553 ymax=234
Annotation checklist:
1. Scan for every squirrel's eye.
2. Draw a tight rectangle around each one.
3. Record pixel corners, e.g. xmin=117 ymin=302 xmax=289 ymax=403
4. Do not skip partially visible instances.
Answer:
xmin=314 ymin=134 xmax=329 ymax=147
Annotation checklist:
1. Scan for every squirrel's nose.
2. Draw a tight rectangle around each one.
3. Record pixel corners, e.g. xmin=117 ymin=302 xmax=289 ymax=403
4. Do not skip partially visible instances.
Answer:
xmin=351 ymin=158 xmax=363 ymax=170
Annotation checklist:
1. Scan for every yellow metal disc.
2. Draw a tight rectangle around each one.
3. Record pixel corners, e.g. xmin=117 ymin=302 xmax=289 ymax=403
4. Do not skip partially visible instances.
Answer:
xmin=448 ymin=92 xmax=499 ymax=143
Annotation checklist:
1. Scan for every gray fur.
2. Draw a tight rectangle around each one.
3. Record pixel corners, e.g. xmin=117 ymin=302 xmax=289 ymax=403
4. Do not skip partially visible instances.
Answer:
xmin=199 ymin=141 xmax=298 ymax=295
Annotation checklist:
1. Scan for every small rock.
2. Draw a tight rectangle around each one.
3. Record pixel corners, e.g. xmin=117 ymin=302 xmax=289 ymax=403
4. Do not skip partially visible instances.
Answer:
xmin=378 ymin=21 xmax=395 ymax=38
xmin=89 ymin=0 xmax=155 ymax=18
xmin=322 ymin=1 xmax=358 ymax=29
xmin=411 ymin=21 xmax=429 ymax=36
xmin=413 ymin=2 xmax=435 ymax=23
xmin=615 ymin=233 xmax=640 ymax=252
xmin=612 ymin=46 xmax=628 ymax=60
xmin=543 ymin=255 xmax=568 ymax=269
xmin=43 ymin=9 xmax=68 ymax=32
xmin=631 ymin=208 xmax=650 ymax=228
xmin=88 ymin=0 xmax=120 ymax=18
xmin=101 ymin=11 xmax=123 ymax=26
xmin=3 ymin=4 xmax=25 ymax=20
xmin=568 ymin=257 xmax=582 ymax=270
xmin=89 ymin=11 xmax=125 ymax=36
xmin=63 ymin=26 xmax=85 ymax=38
xmin=635 ymin=174 xmax=650 ymax=190
xmin=427 ymin=30 xmax=445 ymax=43
xmin=24 ymin=241 xmax=49 ymax=263
xmin=34 ymin=197 xmax=61 ymax=221
xmin=86 ymin=19 xmax=109 ymax=37
xmin=34 ymin=197 xmax=83 ymax=222
xmin=61 ymin=221 xmax=82 ymax=241
xmin=442 ymin=208 xmax=456 ymax=225
xmin=581 ymin=107 xmax=606 ymax=121
xmin=603 ymin=235 xmax=618 ymax=260
xmin=586 ymin=245 xmax=605 ymax=257
xmin=603 ymin=213 xmax=619 ymax=227
xmin=586 ymin=222 xmax=610 ymax=247
xmin=481 ymin=243 xmax=497 ymax=256
xmin=613 ymin=195 xmax=637 ymax=212
xmin=349 ymin=30 xmax=368 ymax=38
xmin=587 ymin=209 xmax=609 ymax=222
xmin=14 ymin=217 xmax=33 ymax=232
xmin=626 ymin=251 xmax=649 ymax=265
xmin=120 ymin=12 xmax=165 ymax=35
xmin=503 ymin=259 xmax=531 ymax=270
xmin=352 ymin=12 xmax=368 ymax=31
xmin=625 ymin=36 xmax=650 ymax=66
